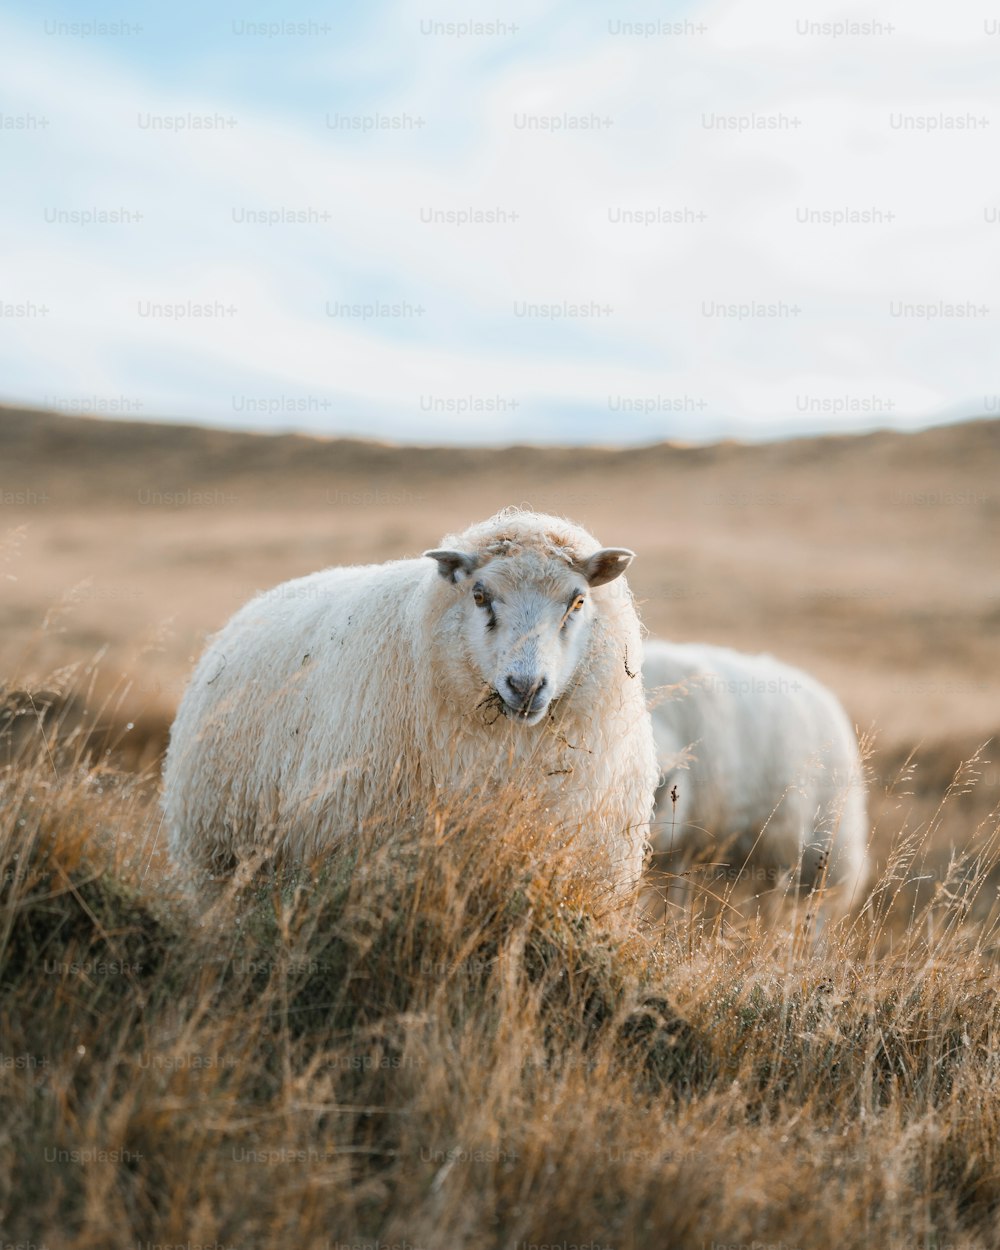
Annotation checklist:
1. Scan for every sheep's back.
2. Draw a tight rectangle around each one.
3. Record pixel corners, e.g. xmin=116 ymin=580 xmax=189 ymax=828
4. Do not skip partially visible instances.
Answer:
xmin=163 ymin=559 xmax=424 ymax=869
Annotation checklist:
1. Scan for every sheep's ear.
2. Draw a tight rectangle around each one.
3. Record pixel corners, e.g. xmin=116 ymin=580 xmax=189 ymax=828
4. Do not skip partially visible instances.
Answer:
xmin=578 ymin=547 xmax=635 ymax=588
xmin=424 ymin=549 xmax=481 ymax=584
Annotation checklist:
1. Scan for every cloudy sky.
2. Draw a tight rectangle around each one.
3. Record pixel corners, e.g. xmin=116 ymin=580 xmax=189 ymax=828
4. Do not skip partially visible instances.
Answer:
xmin=1 ymin=0 xmax=997 ymax=444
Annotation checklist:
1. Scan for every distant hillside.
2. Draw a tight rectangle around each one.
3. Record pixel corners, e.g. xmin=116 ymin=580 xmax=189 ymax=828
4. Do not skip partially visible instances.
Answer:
xmin=3 ymin=404 xmax=999 ymax=506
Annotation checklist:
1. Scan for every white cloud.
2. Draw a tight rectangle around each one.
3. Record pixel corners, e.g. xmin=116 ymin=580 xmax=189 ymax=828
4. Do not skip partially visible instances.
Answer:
xmin=0 ymin=0 xmax=997 ymax=443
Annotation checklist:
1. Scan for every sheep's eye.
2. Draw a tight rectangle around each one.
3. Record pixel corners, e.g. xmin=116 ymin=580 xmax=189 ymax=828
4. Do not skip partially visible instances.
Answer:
xmin=472 ymin=584 xmax=488 ymax=608
xmin=561 ymin=592 xmax=587 ymax=630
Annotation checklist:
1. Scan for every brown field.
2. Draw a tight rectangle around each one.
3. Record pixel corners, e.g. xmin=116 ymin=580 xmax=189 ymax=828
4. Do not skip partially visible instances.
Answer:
xmin=2 ymin=405 xmax=1000 ymax=1248
xmin=3 ymin=404 xmax=998 ymax=849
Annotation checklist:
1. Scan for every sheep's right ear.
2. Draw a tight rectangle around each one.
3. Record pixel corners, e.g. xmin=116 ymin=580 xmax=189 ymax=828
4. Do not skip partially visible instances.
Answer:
xmin=578 ymin=547 xmax=635 ymax=588
xmin=424 ymin=549 xmax=481 ymax=584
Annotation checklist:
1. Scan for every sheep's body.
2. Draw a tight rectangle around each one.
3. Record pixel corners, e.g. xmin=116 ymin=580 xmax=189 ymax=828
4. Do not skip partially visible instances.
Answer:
xmin=644 ymin=640 xmax=869 ymax=906
xmin=163 ymin=512 xmax=659 ymax=892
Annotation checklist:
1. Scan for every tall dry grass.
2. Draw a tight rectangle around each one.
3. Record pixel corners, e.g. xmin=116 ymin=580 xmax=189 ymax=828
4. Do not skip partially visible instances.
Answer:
xmin=2 ymin=697 xmax=1000 ymax=1250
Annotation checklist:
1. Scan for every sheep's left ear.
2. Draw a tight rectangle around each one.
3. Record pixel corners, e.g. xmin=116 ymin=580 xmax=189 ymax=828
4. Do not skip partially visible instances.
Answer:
xmin=424 ymin=549 xmax=481 ymax=583
xmin=578 ymin=547 xmax=635 ymax=588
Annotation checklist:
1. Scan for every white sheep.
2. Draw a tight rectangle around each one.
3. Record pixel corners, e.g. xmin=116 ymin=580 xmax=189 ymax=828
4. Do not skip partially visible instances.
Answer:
xmin=643 ymin=640 xmax=869 ymax=913
xmin=163 ymin=509 xmax=659 ymax=894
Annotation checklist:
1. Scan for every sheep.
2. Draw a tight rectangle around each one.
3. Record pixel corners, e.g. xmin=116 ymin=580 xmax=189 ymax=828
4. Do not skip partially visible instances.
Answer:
xmin=162 ymin=509 xmax=660 ymax=895
xmin=643 ymin=640 xmax=869 ymax=915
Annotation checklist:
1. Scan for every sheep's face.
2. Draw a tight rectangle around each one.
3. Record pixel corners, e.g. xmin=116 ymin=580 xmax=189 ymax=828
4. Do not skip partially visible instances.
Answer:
xmin=425 ymin=545 xmax=635 ymax=725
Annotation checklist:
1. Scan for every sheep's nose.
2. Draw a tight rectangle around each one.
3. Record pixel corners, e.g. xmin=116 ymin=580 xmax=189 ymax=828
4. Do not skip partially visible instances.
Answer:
xmin=505 ymin=674 xmax=547 ymax=701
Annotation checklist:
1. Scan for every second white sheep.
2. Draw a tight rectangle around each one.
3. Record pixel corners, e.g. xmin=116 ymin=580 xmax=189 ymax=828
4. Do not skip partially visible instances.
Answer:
xmin=643 ymin=640 xmax=869 ymax=911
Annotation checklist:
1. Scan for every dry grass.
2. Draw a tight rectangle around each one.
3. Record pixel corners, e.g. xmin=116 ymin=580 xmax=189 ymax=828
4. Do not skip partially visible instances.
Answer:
xmin=3 ymin=713 xmax=1000 ymax=1250
xmin=4 ymin=409 xmax=999 ymax=1245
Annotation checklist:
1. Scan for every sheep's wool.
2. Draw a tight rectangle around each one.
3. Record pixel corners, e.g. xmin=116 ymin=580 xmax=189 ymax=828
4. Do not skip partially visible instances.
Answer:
xmin=644 ymin=640 xmax=869 ymax=907
xmin=164 ymin=510 xmax=659 ymax=892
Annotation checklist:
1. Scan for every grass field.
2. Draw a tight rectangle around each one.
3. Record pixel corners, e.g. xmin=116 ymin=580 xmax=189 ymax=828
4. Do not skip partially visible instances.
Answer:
xmin=3 ymin=722 xmax=1000 ymax=1248
xmin=2 ymin=406 xmax=999 ymax=1247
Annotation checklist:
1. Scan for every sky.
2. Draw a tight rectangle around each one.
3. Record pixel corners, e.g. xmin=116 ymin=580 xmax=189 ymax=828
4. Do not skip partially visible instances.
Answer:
xmin=1 ymin=0 xmax=998 ymax=445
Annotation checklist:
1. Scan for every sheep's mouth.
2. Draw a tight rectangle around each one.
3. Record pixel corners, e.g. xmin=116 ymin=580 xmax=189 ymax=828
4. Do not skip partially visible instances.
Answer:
xmin=504 ymin=697 xmax=549 ymax=725
xmin=478 ymin=688 xmax=552 ymax=726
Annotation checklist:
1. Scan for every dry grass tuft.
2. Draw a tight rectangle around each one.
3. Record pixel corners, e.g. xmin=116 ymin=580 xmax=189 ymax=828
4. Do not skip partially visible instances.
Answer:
xmin=3 ymin=709 xmax=1000 ymax=1248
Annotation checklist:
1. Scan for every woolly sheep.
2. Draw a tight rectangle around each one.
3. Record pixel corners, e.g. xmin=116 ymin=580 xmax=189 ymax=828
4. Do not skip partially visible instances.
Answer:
xmin=163 ymin=509 xmax=659 ymax=894
xmin=643 ymin=640 xmax=869 ymax=911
